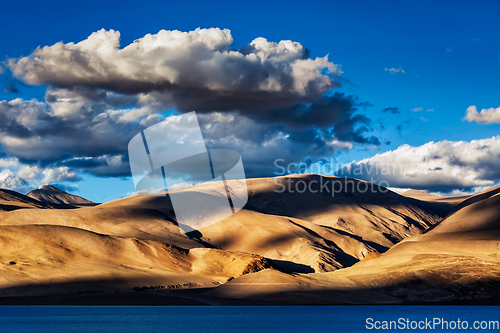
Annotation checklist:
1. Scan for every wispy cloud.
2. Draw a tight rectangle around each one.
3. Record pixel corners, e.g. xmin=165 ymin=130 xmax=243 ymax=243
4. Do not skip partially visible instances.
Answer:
xmin=4 ymin=80 xmax=19 ymax=93
xmin=382 ymin=107 xmax=400 ymax=114
xmin=395 ymin=124 xmax=403 ymax=136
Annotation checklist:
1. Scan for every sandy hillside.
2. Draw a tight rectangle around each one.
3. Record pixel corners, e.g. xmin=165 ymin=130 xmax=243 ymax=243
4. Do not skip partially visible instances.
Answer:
xmin=1 ymin=175 xmax=498 ymax=304
xmin=209 ymin=185 xmax=500 ymax=304
xmin=0 ymin=223 xmax=271 ymax=297
xmin=0 ymin=175 xmax=447 ymax=279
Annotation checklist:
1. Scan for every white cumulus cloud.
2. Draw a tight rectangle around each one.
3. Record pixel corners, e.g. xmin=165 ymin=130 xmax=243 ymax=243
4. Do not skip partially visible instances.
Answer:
xmin=337 ymin=136 xmax=500 ymax=192
xmin=465 ymin=105 xmax=500 ymax=124
xmin=9 ymin=28 xmax=340 ymax=112
xmin=0 ymin=157 xmax=80 ymax=193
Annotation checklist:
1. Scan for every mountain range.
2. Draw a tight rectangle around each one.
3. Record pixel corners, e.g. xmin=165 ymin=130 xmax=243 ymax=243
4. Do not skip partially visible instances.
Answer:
xmin=0 ymin=175 xmax=499 ymax=305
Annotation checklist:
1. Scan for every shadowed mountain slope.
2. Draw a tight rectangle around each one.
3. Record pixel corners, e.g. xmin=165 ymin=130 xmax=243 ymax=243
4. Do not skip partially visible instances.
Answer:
xmin=208 ymin=184 xmax=500 ymax=304
xmin=1 ymin=175 xmax=494 ymax=302
xmin=27 ymin=185 xmax=95 ymax=206
xmin=1 ymin=175 xmax=449 ymax=274
xmin=0 ymin=188 xmax=74 ymax=212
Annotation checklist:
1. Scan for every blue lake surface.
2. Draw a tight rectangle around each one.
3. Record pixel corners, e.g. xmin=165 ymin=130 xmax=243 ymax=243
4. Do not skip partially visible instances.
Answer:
xmin=0 ymin=306 xmax=499 ymax=332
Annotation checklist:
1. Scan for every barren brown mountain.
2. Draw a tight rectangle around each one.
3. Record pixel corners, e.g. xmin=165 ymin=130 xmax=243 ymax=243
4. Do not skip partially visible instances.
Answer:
xmin=27 ymin=185 xmax=95 ymax=206
xmin=1 ymin=175 xmax=499 ymax=304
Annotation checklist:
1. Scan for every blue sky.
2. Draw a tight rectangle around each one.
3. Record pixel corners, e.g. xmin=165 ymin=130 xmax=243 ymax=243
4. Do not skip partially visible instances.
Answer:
xmin=0 ymin=0 xmax=499 ymax=201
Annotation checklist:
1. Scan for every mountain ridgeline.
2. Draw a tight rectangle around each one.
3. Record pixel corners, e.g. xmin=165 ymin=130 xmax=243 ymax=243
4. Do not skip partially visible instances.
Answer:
xmin=27 ymin=185 xmax=95 ymax=206
xmin=0 ymin=175 xmax=499 ymax=304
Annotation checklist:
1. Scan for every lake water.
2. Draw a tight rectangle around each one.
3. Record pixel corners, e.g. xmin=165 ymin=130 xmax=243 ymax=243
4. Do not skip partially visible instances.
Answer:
xmin=0 ymin=306 xmax=499 ymax=332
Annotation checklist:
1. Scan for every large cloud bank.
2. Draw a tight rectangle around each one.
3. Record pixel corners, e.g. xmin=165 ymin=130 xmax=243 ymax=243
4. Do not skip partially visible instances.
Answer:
xmin=337 ymin=136 xmax=500 ymax=192
xmin=0 ymin=28 xmax=382 ymax=192
xmin=10 ymin=28 xmax=339 ymax=111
